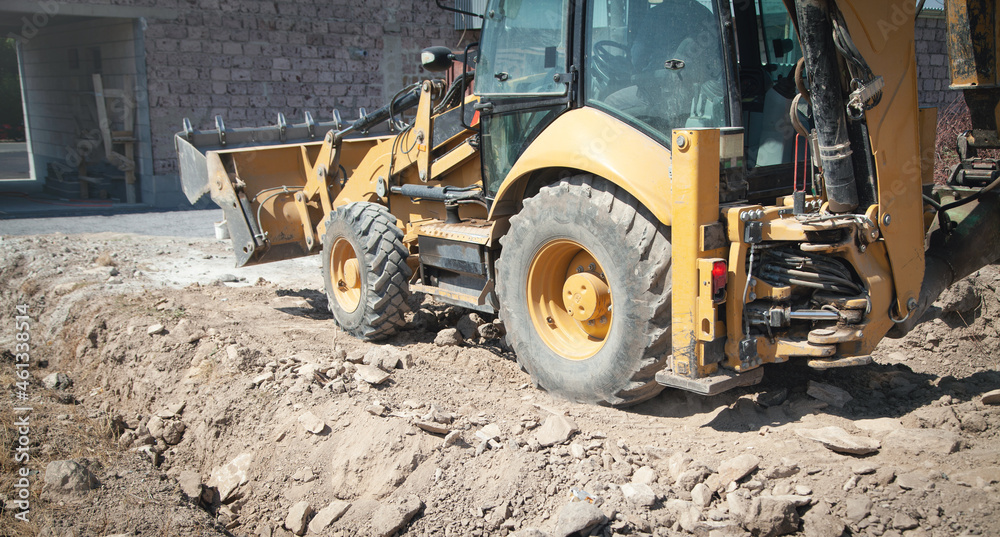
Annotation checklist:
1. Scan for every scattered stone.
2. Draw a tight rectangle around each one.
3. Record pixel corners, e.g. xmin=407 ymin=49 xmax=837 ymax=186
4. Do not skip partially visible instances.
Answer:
xmin=569 ymin=443 xmax=587 ymax=459
xmin=308 ymin=500 xmax=351 ymax=534
xmin=892 ymin=513 xmax=919 ymax=530
xmin=42 ymin=372 xmax=73 ymax=390
xmin=291 ymin=468 xmax=317 ymax=483
xmin=414 ymin=421 xmax=451 ymax=435
xmin=845 ymin=496 xmax=871 ymax=524
xmin=951 ymin=467 xmax=1000 ymax=487
xmin=981 ymin=389 xmax=1000 ymax=405
xmin=480 ymin=423 xmax=502 ymax=440
xmin=44 ymin=460 xmax=100 ymax=493
xmin=621 ymin=483 xmax=657 ymax=507
xmin=632 ymin=466 xmax=658 ymax=485
xmin=147 ymin=323 xmax=166 ymax=336
xmin=884 ymin=428 xmax=960 ymax=455
xmin=691 ymin=482 xmax=713 ymax=508
xmin=756 ymin=388 xmax=789 ymax=408
xmin=355 ymin=364 xmax=391 ymax=385
xmin=742 ymin=496 xmax=800 ymax=537
xmin=157 ymin=401 xmax=186 ymax=418
xmin=796 ymin=426 xmax=880 ymax=455
xmin=284 ymin=501 xmax=313 ymax=536
xmin=806 ymin=381 xmax=853 ymax=408
xmin=553 ymin=501 xmax=607 ymax=537
xmin=455 ymin=313 xmax=483 ymax=340
xmin=896 ymin=471 xmax=934 ymax=491
xmin=364 ymin=346 xmax=411 ymax=371
xmin=513 ymin=529 xmax=551 ymax=537
xmin=298 ymin=411 xmax=327 ymax=434
xmin=534 ymin=415 xmax=579 ymax=447
xmin=434 ymin=328 xmax=464 ymax=346
xmin=207 ymin=453 xmax=253 ymax=503
xmin=477 ymin=322 xmax=503 ymax=340
xmin=178 ymin=470 xmax=203 ymax=500
xmin=370 ymin=495 xmax=423 ymax=537
xmin=677 ymin=466 xmax=713 ymax=493
xmin=716 ymin=454 xmax=760 ymax=490
xmin=443 ymin=430 xmax=461 ymax=445
xmin=162 ymin=420 xmax=187 ymax=445
xmin=253 ymin=371 xmax=275 ymax=386
xmin=802 ymin=509 xmax=846 ymax=537
xmin=366 ymin=403 xmax=387 ymax=416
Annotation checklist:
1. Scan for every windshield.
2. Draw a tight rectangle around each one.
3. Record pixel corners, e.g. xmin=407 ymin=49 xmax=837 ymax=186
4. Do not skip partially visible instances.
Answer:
xmin=585 ymin=0 xmax=730 ymax=147
xmin=476 ymin=0 xmax=571 ymax=97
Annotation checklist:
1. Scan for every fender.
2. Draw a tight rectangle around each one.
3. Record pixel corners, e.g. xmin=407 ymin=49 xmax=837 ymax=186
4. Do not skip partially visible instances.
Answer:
xmin=487 ymin=107 xmax=675 ymax=226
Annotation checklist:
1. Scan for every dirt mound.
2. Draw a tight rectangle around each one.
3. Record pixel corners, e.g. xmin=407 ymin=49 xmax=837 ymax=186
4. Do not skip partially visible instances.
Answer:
xmin=2 ymin=233 xmax=999 ymax=537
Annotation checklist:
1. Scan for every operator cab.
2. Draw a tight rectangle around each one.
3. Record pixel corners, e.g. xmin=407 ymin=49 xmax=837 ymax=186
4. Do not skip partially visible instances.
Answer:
xmin=471 ymin=0 xmax=808 ymax=200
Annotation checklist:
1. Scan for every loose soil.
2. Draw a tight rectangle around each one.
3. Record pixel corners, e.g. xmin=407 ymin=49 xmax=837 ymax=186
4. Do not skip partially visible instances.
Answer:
xmin=1 ymin=232 xmax=998 ymax=537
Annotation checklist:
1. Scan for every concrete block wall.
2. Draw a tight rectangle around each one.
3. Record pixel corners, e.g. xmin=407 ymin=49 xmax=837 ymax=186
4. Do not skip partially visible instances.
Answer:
xmin=915 ymin=12 xmax=961 ymax=112
xmin=46 ymin=0 xmax=470 ymax=207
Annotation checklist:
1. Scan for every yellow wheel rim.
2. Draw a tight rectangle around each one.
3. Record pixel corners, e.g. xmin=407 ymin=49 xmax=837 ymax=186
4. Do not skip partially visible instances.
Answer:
xmin=527 ymin=240 xmax=612 ymax=360
xmin=331 ymin=238 xmax=362 ymax=313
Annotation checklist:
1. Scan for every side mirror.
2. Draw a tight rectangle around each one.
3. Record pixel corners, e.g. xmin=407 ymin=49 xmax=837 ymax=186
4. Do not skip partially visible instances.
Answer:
xmin=421 ymin=46 xmax=455 ymax=72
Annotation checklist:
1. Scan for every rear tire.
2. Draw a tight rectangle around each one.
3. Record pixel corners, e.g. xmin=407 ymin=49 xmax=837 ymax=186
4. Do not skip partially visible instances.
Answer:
xmin=496 ymin=175 xmax=672 ymax=406
xmin=322 ymin=202 xmax=411 ymax=340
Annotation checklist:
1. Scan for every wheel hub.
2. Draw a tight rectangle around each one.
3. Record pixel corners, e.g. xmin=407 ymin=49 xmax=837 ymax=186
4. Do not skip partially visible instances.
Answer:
xmin=563 ymin=272 xmax=611 ymax=322
xmin=331 ymin=238 xmax=362 ymax=313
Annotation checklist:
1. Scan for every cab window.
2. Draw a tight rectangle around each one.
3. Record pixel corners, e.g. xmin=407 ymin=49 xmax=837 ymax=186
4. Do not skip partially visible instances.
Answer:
xmin=476 ymin=0 xmax=571 ymax=97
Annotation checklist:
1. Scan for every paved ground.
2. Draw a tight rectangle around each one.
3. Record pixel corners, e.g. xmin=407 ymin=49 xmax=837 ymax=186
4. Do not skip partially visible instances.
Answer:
xmin=0 ymin=142 xmax=29 ymax=180
xmin=0 ymin=207 xmax=220 ymax=237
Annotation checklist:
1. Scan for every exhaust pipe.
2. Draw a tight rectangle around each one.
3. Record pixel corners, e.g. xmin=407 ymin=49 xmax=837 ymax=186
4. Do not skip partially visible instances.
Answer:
xmin=794 ymin=0 xmax=859 ymax=213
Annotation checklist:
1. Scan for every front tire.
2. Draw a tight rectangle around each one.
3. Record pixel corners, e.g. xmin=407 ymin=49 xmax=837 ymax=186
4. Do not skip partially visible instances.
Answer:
xmin=496 ymin=175 xmax=672 ymax=406
xmin=321 ymin=202 xmax=411 ymax=340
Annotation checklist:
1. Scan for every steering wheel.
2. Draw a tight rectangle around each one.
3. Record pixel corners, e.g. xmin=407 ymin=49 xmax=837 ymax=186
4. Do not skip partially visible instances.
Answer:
xmin=592 ymin=40 xmax=632 ymax=91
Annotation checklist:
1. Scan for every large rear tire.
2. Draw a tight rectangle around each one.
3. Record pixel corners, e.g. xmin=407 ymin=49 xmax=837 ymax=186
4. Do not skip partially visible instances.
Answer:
xmin=496 ymin=175 xmax=672 ymax=406
xmin=322 ymin=202 xmax=411 ymax=340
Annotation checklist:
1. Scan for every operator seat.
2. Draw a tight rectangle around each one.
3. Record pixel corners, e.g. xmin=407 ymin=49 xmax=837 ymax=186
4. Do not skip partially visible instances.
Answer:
xmin=629 ymin=0 xmax=716 ymax=74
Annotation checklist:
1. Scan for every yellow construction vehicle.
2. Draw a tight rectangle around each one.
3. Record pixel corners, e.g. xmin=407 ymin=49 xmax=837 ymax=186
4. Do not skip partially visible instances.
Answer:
xmin=176 ymin=0 xmax=1000 ymax=405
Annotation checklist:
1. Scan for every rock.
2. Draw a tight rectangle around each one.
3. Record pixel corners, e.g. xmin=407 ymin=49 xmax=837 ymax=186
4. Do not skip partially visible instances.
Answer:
xmin=284 ymin=501 xmax=313 ymax=536
xmin=298 ymin=411 xmax=327 ymax=434
xmin=756 ymin=388 xmax=789 ymax=408
xmin=632 ymin=466 xmax=658 ymax=485
xmin=308 ymin=500 xmax=351 ymax=533
xmin=716 ymin=454 xmax=760 ymax=490
xmin=147 ymin=416 xmax=166 ymax=440
xmin=802 ymin=509 xmax=846 ymax=537
xmin=366 ymin=403 xmax=387 ymax=417
xmin=414 ymin=421 xmax=451 ymax=435
xmin=951 ymin=467 xmax=1000 ymax=487
xmin=443 ymin=430 xmax=461 ymax=445
xmin=370 ymin=495 xmax=423 ymax=537
xmin=892 ymin=513 xmax=919 ymax=530
xmin=896 ymin=471 xmax=934 ymax=491
xmin=982 ymin=389 xmax=1000 ymax=405
xmin=480 ymin=423 xmax=502 ymax=440
xmin=178 ymin=470 xmax=203 ymax=500
xmin=434 ymin=328 xmax=464 ymax=346
xmin=806 ymin=381 xmax=853 ymax=408
xmin=44 ymin=460 xmax=100 ymax=493
xmin=692 ymin=482 xmax=713 ymax=508
xmin=147 ymin=323 xmax=166 ymax=335
xmin=742 ymin=496 xmax=800 ymax=537
xmin=795 ymin=426 xmax=880 ymax=455
xmin=621 ymin=483 xmax=657 ymax=507
xmin=364 ymin=346 xmax=410 ymax=371
xmin=553 ymin=500 xmax=607 ymax=537
xmin=410 ymin=309 xmax=439 ymax=331
xmin=726 ymin=491 xmax=751 ymax=519
xmin=477 ymin=322 xmax=503 ymax=340
xmin=845 ymin=496 xmax=871 ymax=524
xmin=253 ymin=371 xmax=275 ymax=386
xmin=157 ymin=401 xmax=186 ymax=418
xmin=42 ymin=372 xmax=73 ymax=390
xmin=354 ymin=364 xmax=391 ymax=385
xmin=291 ymin=467 xmax=317 ymax=483
xmin=456 ymin=313 xmax=484 ymax=340
xmin=162 ymin=420 xmax=186 ymax=445
xmin=534 ymin=415 xmax=579 ymax=447
xmin=884 ymin=428 xmax=960 ymax=455
xmin=676 ymin=465 xmax=713 ymax=493
xmin=569 ymin=443 xmax=587 ymax=459
xmin=207 ymin=452 xmax=253 ymax=503
xmin=852 ymin=463 xmax=877 ymax=475
xmin=668 ymin=452 xmax=693 ymax=482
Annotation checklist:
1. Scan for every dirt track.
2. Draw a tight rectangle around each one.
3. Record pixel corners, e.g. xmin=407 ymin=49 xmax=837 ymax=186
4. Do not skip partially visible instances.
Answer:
xmin=1 ymin=232 xmax=999 ymax=537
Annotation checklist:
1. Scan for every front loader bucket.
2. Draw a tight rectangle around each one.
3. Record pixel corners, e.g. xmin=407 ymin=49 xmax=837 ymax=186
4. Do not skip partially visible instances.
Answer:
xmin=175 ymin=114 xmax=350 ymax=268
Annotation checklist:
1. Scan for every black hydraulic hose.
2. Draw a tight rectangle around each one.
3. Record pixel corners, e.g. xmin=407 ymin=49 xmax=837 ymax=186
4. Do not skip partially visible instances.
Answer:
xmin=351 ymin=89 xmax=421 ymax=133
xmin=794 ymin=0 xmax=859 ymax=213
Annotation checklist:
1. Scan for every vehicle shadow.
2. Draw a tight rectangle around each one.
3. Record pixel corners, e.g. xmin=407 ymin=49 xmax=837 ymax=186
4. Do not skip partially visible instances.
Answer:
xmin=630 ymin=359 xmax=1000 ymax=432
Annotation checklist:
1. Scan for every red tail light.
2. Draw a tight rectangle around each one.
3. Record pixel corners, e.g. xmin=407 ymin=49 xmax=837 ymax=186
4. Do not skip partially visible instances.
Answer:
xmin=711 ymin=261 xmax=727 ymax=297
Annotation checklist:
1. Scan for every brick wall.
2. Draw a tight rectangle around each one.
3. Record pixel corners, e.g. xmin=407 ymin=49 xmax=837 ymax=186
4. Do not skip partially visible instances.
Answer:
xmin=915 ymin=11 xmax=961 ymax=111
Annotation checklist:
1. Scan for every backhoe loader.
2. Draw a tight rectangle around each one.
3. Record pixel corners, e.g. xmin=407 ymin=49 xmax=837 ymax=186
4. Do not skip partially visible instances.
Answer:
xmin=176 ymin=0 xmax=1000 ymax=406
